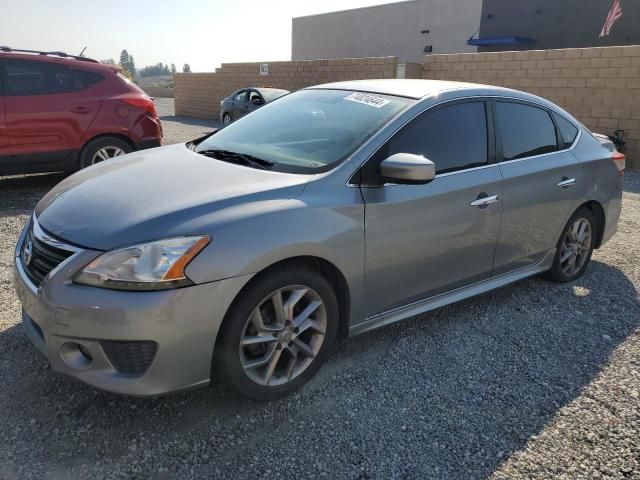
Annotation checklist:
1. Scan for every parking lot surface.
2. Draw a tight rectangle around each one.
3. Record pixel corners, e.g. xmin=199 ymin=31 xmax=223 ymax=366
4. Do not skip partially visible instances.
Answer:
xmin=1 ymin=104 xmax=639 ymax=479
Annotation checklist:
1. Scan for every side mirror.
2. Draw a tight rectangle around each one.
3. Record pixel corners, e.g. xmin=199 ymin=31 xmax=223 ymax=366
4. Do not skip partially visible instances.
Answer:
xmin=380 ymin=153 xmax=435 ymax=183
xmin=252 ymin=97 xmax=264 ymax=105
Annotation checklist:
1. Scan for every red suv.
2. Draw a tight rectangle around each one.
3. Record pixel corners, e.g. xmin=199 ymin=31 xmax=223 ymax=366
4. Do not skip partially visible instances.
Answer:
xmin=0 ymin=48 xmax=162 ymax=175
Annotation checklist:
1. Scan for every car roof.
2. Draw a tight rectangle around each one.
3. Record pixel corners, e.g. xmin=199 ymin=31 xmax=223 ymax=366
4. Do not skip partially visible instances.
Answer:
xmin=236 ymin=87 xmax=289 ymax=93
xmin=307 ymin=79 xmax=524 ymax=100
xmin=0 ymin=50 xmax=112 ymax=72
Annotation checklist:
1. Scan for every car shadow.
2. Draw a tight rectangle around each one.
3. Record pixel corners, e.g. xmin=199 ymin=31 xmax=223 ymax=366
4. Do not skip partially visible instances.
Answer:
xmin=0 ymin=173 xmax=68 ymax=217
xmin=0 ymin=259 xmax=637 ymax=478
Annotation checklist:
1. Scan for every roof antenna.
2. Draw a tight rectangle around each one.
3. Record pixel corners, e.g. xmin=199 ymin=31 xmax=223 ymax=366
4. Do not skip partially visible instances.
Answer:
xmin=79 ymin=46 xmax=86 ymax=57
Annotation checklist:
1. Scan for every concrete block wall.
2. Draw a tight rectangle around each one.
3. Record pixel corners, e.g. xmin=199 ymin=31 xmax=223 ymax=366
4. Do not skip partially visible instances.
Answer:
xmin=173 ymin=73 xmax=219 ymax=119
xmin=423 ymin=45 xmax=640 ymax=169
xmin=142 ymin=86 xmax=174 ymax=98
xmin=174 ymin=57 xmax=398 ymax=119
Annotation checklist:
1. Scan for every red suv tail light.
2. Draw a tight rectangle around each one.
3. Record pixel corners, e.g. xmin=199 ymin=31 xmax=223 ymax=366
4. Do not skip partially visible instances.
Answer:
xmin=122 ymin=97 xmax=158 ymax=117
xmin=612 ymin=151 xmax=626 ymax=176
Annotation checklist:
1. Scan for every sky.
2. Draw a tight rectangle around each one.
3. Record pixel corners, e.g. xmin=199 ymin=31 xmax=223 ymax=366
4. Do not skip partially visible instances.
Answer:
xmin=1 ymin=0 xmax=397 ymax=72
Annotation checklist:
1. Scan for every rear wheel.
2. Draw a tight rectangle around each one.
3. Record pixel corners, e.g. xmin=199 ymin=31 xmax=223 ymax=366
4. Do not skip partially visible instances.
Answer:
xmin=79 ymin=136 xmax=132 ymax=169
xmin=222 ymin=113 xmax=232 ymax=125
xmin=214 ymin=265 xmax=339 ymax=401
xmin=545 ymin=207 xmax=596 ymax=283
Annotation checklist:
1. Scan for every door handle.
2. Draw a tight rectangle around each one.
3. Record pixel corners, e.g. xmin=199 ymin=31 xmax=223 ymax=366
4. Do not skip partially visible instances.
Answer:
xmin=557 ymin=177 xmax=576 ymax=189
xmin=470 ymin=194 xmax=499 ymax=208
xmin=70 ymin=106 xmax=92 ymax=114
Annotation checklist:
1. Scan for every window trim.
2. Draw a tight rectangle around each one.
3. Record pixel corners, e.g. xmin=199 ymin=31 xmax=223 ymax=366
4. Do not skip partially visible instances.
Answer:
xmin=491 ymin=98 xmax=582 ymax=165
xmin=550 ymin=110 xmax=581 ymax=151
xmin=0 ymin=59 xmax=5 ymax=95
xmin=354 ymin=97 xmax=495 ymax=186
xmin=345 ymin=94 xmax=583 ymax=187
xmin=3 ymin=58 xmax=77 ymax=96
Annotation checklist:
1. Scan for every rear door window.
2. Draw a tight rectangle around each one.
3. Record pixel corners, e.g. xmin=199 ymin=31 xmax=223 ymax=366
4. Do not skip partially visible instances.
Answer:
xmin=495 ymin=102 xmax=558 ymax=161
xmin=5 ymin=59 xmax=76 ymax=95
xmin=552 ymin=112 xmax=579 ymax=149
xmin=381 ymin=101 xmax=488 ymax=175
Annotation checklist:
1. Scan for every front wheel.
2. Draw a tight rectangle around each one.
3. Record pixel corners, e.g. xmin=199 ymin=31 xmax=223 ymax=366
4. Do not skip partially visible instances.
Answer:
xmin=222 ymin=113 xmax=232 ymax=125
xmin=79 ymin=136 xmax=132 ymax=169
xmin=214 ymin=265 xmax=339 ymax=401
xmin=545 ymin=207 xmax=597 ymax=283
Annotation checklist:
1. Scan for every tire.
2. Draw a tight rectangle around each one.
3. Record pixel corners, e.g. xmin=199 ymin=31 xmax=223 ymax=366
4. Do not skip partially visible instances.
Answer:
xmin=222 ymin=113 xmax=232 ymax=125
xmin=214 ymin=265 xmax=339 ymax=401
xmin=545 ymin=207 xmax=597 ymax=283
xmin=79 ymin=136 xmax=132 ymax=169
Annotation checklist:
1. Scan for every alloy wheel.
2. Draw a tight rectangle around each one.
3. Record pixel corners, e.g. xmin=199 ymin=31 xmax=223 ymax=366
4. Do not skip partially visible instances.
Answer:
xmin=239 ymin=286 xmax=327 ymax=387
xmin=560 ymin=217 xmax=592 ymax=277
xmin=223 ymin=114 xmax=232 ymax=125
xmin=91 ymin=146 xmax=126 ymax=164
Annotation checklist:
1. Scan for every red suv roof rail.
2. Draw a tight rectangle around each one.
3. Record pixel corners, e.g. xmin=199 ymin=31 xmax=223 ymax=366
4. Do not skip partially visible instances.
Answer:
xmin=0 ymin=46 xmax=99 ymax=63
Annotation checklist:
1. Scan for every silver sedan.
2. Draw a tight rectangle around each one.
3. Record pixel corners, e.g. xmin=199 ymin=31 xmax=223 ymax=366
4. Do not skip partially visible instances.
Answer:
xmin=14 ymin=80 xmax=624 ymax=400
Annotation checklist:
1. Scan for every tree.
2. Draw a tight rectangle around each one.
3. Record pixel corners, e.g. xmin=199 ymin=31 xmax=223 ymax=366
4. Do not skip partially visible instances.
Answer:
xmin=119 ymin=50 xmax=137 ymax=78
xmin=182 ymin=63 xmax=191 ymax=73
xmin=170 ymin=63 xmax=177 ymax=75
xmin=100 ymin=58 xmax=116 ymax=65
xmin=128 ymin=55 xmax=137 ymax=77
xmin=119 ymin=50 xmax=130 ymax=68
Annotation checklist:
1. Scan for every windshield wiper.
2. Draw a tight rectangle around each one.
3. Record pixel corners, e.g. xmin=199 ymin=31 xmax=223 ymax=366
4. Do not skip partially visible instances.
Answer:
xmin=196 ymin=149 xmax=273 ymax=170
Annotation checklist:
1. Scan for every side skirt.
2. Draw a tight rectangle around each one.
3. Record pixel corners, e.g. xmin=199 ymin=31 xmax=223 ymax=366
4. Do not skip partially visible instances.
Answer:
xmin=349 ymin=249 xmax=556 ymax=337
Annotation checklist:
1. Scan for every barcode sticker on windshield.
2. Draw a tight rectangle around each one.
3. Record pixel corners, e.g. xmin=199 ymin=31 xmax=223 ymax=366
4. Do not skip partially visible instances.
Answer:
xmin=344 ymin=92 xmax=391 ymax=108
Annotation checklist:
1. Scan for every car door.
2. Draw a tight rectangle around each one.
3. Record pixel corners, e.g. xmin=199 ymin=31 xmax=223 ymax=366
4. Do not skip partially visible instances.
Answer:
xmin=492 ymin=100 xmax=583 ymax=275
xmin=3 ymin=58 xmax=100 ymax=168
xmin=232 ymin=90 xmax=249 ymax=119
xmin=360 ymin=100 xmax=503 ymax=316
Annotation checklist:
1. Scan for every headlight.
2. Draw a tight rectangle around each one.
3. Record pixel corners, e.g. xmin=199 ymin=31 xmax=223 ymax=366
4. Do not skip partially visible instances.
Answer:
xmin=74 ymin=236 xmax=210 ymax=291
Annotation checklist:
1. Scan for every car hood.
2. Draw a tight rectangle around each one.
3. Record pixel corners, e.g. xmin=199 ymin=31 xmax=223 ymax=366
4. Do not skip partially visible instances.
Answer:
xmin=35 ymin=143 xmax=311 ymax=250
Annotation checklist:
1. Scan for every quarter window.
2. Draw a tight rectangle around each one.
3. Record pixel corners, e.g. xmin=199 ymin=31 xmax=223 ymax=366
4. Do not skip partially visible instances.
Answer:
xmin=495 ymin=102 xmax=558 ymax=161
xmin=381 ymin=102 xmax=488 ymax=175
xmin=5 ymin=59 xmax=76 ymax=95
xmin=552 ymin=112 xmax=579 ymax=149
xmin=74 ymin=69 xmax=104 ymax=88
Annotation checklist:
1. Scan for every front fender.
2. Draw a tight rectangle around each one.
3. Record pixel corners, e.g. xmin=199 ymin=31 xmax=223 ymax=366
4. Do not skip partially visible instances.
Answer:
xmin=184 ymin=181 xmax=366 ymax=325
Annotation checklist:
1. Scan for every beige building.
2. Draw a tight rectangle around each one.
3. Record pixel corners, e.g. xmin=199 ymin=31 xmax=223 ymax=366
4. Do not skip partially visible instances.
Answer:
xmin=291 ymin=0 xmax=483 ymax=64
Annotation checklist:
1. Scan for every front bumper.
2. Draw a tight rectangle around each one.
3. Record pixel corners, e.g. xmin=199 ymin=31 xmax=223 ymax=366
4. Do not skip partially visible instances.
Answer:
xmin=13 ymin=221 xmax=252 ymax=396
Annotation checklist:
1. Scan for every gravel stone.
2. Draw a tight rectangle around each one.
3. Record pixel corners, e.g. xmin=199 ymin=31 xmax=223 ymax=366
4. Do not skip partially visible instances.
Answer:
xmin=0 ymin=100 xmax=639 ymax=478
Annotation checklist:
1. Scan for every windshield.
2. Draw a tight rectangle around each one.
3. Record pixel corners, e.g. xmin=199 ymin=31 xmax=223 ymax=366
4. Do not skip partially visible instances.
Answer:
xmin=197 ymin=89 xmax=412 ymax=173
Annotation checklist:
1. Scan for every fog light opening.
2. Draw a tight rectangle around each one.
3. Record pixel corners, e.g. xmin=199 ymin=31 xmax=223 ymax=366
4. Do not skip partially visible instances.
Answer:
xmin=60 ymin=342 xmax=93 ymax=370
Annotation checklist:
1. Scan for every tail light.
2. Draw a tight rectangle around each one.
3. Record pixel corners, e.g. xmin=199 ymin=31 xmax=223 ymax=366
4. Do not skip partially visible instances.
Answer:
xmin=612 ymin=151 xmax=625 ymax=176
xmin=122 ymin=97 xmax=157 ymax=117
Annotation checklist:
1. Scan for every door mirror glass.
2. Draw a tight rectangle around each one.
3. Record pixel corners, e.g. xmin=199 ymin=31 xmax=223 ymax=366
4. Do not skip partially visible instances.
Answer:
xmin=380 ymin=153 xmax=435 ymax=183
xmin=252 ymin=97 xmax=264 ymax=106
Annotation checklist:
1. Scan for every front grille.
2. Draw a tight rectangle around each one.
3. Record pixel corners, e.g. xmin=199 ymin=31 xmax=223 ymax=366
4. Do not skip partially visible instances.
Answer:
xmin=101 ymin=341 xmax=158 ymax=375
xmin=21 ymin=227 xmax=75 ymax=287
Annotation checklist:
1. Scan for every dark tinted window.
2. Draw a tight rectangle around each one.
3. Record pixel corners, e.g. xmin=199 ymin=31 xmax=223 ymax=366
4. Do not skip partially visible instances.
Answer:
xmin=552 ymin=112 xmax=579 ymax=148
xmin=5 ymin=59 xmax=76 ymax=95
xmin=496 ymin=102 xmax=558 ymax=160
xmin=74 ymin=69 xmax=104 ymax=88
xmin=383 ymin=102 xmax=488 ymax=174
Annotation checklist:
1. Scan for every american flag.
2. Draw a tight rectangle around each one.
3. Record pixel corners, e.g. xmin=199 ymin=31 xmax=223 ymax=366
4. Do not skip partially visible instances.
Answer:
xmin=599 ymin=0 xmax=623 ymax=37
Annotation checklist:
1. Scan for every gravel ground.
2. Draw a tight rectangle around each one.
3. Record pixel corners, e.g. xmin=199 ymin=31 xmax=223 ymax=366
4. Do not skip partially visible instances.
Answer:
xmin=155 ymin=97 xmax=221 ymax=145
xmin=0 ymin=104 xmax=639 ymax=479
